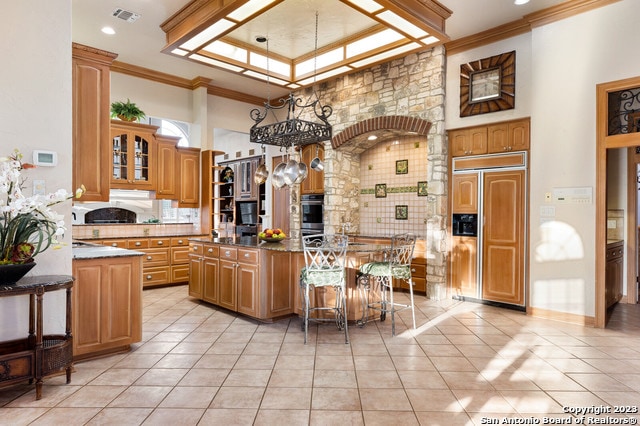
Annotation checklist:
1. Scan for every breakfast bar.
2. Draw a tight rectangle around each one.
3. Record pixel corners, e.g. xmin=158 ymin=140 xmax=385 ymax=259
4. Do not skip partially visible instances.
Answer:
xmin=187 ymin=236 xmax=390 ymax=322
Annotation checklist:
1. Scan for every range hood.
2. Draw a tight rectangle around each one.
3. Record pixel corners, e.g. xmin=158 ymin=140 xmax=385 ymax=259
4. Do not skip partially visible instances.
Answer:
xmin=109 ymin=189 xmax=153 ymax=200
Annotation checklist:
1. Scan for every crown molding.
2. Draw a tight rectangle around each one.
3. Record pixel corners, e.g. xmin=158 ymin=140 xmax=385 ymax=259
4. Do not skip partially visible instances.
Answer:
xmin=444 ymin=0 xmax=620 ymax=56
xmin=110 ymin=61 xmax=265 ymax=106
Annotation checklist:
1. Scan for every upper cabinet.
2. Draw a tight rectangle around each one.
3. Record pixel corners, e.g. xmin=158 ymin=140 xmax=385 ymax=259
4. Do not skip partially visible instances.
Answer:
xmin=72 ymin=43 xmax=117 ymax=202
xmin=449 ymin=118 xmax=530 ymax=158
xmin=155 ymin=134 xmax=180 ymax=200
xmin=300 ymin=144 xmax=325 ymax=195
xmin=110 ymin=120 xmax=157 ymax=190
xmin=176 ymin=147 xmax=201 ymax=208
xmin=235 ymin=158 xmax=259 ymax=200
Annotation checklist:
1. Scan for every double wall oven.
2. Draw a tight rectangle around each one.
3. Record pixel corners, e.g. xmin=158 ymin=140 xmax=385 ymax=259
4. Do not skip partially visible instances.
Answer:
xmin=300 ymin=194 xmax=324 ymax=236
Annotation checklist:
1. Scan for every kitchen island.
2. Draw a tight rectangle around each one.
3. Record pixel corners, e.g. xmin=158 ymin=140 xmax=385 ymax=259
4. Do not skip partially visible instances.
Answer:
xmin=188 ymin=236 xmax=390 ymax=322
xmin=72 ymin=243 xmax=144 ymax=360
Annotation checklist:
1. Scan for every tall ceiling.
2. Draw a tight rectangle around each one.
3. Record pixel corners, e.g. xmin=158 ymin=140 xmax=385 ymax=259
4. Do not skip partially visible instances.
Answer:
xmin=72 ymin=0 xmax=566 ymax=99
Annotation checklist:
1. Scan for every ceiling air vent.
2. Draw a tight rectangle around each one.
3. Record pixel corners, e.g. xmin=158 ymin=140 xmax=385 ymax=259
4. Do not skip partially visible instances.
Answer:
xmin=112 ymin=8 xmax=140 ymax=23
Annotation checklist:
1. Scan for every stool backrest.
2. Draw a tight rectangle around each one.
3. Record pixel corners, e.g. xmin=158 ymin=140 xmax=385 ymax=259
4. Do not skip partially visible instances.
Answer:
xmin=302 ymin=234 xmax=348 ymax=274
xmin=389 ymin=233 xmax=417 ymax=267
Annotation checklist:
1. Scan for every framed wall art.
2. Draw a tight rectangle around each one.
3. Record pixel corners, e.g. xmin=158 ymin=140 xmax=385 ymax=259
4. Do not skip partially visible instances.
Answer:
xmin=417 ymin=181 xmax=428 ymax=196
xmin=375 ymin=183 xmax=387 ymax=198
xmin=460 ymin=50 xmax=515 ymax=117
xmin=396 ymin=159 xmax=408 ymax=174
xmin=395 ymin=205 xmax=408 ymax=220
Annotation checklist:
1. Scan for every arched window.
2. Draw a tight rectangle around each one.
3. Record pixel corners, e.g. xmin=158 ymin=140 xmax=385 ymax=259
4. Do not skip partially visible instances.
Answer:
xmin=150 ymin=117 xmax=190 ymax=147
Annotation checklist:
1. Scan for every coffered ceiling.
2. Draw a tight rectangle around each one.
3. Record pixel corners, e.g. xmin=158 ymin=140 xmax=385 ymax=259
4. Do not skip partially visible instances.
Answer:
xmin=72 ymin=0 xmax=567 ymax=99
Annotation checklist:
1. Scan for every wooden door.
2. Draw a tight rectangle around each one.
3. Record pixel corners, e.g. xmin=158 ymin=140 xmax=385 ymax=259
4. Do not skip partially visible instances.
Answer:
xmin=218 ymin=259 xmax=237 ymax=311
xmin=202 ymin=258 xmax=219 ymax=304
xmin=155 ymin=136 xmax=178 ymax=199
xmin=177 ymin=147 xmax=200 ymax=207
xmin=451 ymin=236 xmax=478 ymax=298
xmin=481 ymin=170 xmax=525 ymax=305
xmin=452 ymin=173 xmax=478 ymax=213
xmin=272 ymin=156 xmax=291 ymax=235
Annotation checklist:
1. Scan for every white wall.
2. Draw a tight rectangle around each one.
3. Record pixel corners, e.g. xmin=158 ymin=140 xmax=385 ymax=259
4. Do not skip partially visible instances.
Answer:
xmin=0 ymin=0 xmax=72 ymax=339
xmin=446 ymin=1 xmax=639 ymax=318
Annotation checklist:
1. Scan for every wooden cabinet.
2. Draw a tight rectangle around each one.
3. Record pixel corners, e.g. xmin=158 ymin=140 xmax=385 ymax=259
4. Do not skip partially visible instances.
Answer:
xmin=449 ymin=127 xmax=487 ymax=157
xmin=72 ymin=255 xmax=142 ymax=359
xmin=481 ymin=170 xmax=525 ymax=305
xmin=452 ymin=173 xmax=479 ymax=213
xmin=176 ymin=147 xmax=201 ymax=208
xmin=188 ymin=242 xmax=203 ymax=298
xmin=218 ymin=157 xmax=265 ymax=233
xmin=72 ymin=43 xmax=116 ymax=202
xmin=300 ymin=144 xmax=325 ymax=194
xmin=487 ymin=120 xmax=530 ymax=153
xmin=155 ymin=134 xmax=180 ymax=200
xmin=449 ymin=118 xmax=530 ymax=158
xmin=234 ymin=158 xmax=259 ymax=200
xmin=202 ymin=244 xmax=220 ymax=304
xmin=451 ymin=236 xmax=478 ymax=298
xmin=605 ymin=241 xmax=623 ymax=308
xmin=170 ymin=237 xmax=191 ymax=283
xmin=110 ymin=120 xmax=157 ymax=190
xmin=219 ymin=246 xmax=239 ymax=311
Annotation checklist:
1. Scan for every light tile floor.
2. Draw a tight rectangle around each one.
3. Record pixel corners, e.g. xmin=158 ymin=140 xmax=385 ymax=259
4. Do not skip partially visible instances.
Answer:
xmin=1 ymin=285 xmax=640 ymax=425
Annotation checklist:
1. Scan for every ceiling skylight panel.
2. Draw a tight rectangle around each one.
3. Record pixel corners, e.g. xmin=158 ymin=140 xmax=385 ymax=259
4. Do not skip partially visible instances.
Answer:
xmin=171 ymin=48 xmax=189 ymax=56
xmin=243 ymin=70 xmax=289 ymax=86
xmin=346 ymin=29 xmax=403 ymax=58
xmin=297 ymin=66 xmax=352 ymax=86
xmin=203 ymin=40 xmax=247 ymax=63
xmin=345 ymin=0 xmax=383 ymax=13
xmin=226 ymin=0 xmax=277 ymax=21
xmin=421 ymin=36 xmax=440 ymax=45
xmin=295 ymin=48 xmax=343 ymax=77
xmin=349 ymin=42 xmax=420 ymax=68
xmin=190 ymin=54 xmax=244 ymax=72
xmin=180 ymin=19 xmax=235 ymax=51
xmin=249 ymin=52 xmax=290 ymax=77
xmin=377 ymin=10 xmax=428 ymax=39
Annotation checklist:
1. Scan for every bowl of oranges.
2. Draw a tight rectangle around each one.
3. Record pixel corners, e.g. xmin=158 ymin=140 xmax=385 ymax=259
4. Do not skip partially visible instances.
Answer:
xmin=258 ymin=228 xmax=287 ymax=243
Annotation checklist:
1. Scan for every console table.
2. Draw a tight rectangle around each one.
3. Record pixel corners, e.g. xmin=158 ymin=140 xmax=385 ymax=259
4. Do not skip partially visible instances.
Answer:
xmin=0 ymin=275 xmax=74 ymax=400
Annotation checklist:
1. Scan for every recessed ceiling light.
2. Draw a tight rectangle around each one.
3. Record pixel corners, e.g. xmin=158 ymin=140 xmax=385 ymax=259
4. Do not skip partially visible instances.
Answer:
xmin=367 ymin=135 xmax=378 ymax=141
xmin=101 ymin=26 xmax=116 ymax=35
xmin=514 ymin=0 xmax=530 ymax=4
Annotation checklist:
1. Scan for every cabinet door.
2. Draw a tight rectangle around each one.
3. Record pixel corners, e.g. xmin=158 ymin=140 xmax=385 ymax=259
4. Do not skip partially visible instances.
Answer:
xmin=481 ymin=170 xmax=525 ymax=306
xmin=450 ymin=128 xmax=487 ymax=157
xmin=72 ymin=49 xmax=113 ymax=202
xmin=188 ymin=255 xmax=203 ymax=298
xmin=177 ymin=147 xmax=200 ymax=207
xmin=264 ymin=250 xmax=294 ymax=318
xmin=488 ymin=120 xmax=530 ymax=153
xmin=110 ymin=123 xmax=156 ymax=190
xmin=203 ymin=258 xmax=219 ymax=304
xmin=508 ymin=120 xmax=530 ymax=151
xmin=451 ymin=236 xmax=478 ymax=298
xmin=156 ymin=137 xmax=178 ymax=199
xmin=218 ymin=259 xmax=237 ymax=311
xmin=237 ymin=262 xmax=259 ymax=316
xmin=452 ymin=173 xmax=478 ymax=213
xmin=301 ymin=144 xmax=324 ymax=194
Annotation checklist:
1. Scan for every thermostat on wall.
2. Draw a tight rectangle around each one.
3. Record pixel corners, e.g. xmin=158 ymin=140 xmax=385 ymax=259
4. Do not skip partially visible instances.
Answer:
xmin=32 ymin=150 xmax=57 ymax=167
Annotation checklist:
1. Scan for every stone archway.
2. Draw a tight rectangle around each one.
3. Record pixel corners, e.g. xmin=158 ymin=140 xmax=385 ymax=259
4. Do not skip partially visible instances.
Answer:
xmin=332 ymin=116 xmax=432 ymax=152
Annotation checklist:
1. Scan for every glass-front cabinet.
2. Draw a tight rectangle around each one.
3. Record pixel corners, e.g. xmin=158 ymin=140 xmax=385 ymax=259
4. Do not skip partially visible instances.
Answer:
xmin=110 ymin=120 xmax=156 ymax=190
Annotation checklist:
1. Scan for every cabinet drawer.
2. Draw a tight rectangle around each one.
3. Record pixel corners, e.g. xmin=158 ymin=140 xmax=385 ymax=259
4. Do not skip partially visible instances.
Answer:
xmin=410 ymin=263 xmax=426 ymax=279
xmin=128 ymin=239 xmax=149 ymax=249
xmin=220 ymin=246 xmax=237 ymax=261
xmin=238 ymin=249 xmax=259 ymax=264
xmin=171 ymin=265 xmax=190 ymax=283
xmin=606 ymin=244 xmax=624 ymax=259
xmin=142 ymin=248 xmax=170 ymax=266
xmin=102 ymin=239 xmax=126 ymax=248
xmin=204 ymin=244 xmax=220 ymax=259
xmin=0 ymin=348 xmax=34 ymax=384
xmin=189 ymin=242 xmax=203 ymax=255
xmin=143 ymin=266 xmax=170 ymax=286
xmin=150 ymin=238 xmax=170 ymax=248
xmin=412 ymin=277 xmax=426 ymax=293
xmin=171 ymin=247 xmax=190 ymax=264
xmin=171 ymin=237 xmax=190 ymax=247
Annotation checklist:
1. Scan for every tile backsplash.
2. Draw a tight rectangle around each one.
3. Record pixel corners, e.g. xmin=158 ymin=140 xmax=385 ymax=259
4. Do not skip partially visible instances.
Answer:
xmin=359 ymin=136 xmax=428 ymax=237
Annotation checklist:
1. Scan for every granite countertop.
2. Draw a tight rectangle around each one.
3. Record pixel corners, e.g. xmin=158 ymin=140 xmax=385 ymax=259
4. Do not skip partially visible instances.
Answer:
xmin=188 ymin=236 xmax=390 ymax=253
xmin=72 ymin=242 xmax=144 ymax=260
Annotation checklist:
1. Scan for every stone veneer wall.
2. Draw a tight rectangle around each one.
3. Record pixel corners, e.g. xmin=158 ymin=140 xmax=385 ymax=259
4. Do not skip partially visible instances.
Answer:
xmin=292 ymin=45 xmax=447 ymax=296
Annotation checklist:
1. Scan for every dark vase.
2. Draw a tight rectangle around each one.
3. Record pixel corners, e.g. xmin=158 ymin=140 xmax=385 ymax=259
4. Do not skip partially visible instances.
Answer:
xmin=0 ymin=262 xmax=36 ymax=285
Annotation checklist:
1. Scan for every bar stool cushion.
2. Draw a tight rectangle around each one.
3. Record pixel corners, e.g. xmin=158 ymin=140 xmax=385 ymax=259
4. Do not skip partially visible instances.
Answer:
xmin=358 ymin=262 xmax=411 ymax=280
xmin=300 ymin=266 xmax=344 ymax=287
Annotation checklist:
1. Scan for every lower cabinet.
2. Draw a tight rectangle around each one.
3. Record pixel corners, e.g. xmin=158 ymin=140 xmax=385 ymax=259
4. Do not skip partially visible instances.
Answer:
xmin=605 ymin=241 xmax=623 ymax=308
xmin=189 ymin=242 xmax=294 ymax=320
xmin=72 ymin=255 xmax=142 ymax=360
xmin=451 ymin=236 xmax=478 ymax=298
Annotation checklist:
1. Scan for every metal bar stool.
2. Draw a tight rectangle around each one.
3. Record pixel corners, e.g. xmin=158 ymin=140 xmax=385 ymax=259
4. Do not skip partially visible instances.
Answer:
xmin=300 ymin=233 xmax=349 ymax=344
xmin=357 ymin=233 xmax=417 ymax=336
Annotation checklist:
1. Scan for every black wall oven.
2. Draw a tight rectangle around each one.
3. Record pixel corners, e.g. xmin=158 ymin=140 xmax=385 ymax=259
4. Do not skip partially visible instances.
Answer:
xmin=301 ymin=194 xmax=324 ymax=236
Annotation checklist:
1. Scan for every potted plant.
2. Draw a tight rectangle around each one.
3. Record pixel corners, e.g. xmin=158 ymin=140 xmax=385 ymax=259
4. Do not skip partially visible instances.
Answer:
xmin=0 ymin=149 xmax=85 ymax=283
xmin=110 ymin=99 xmax=146 ymax=122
